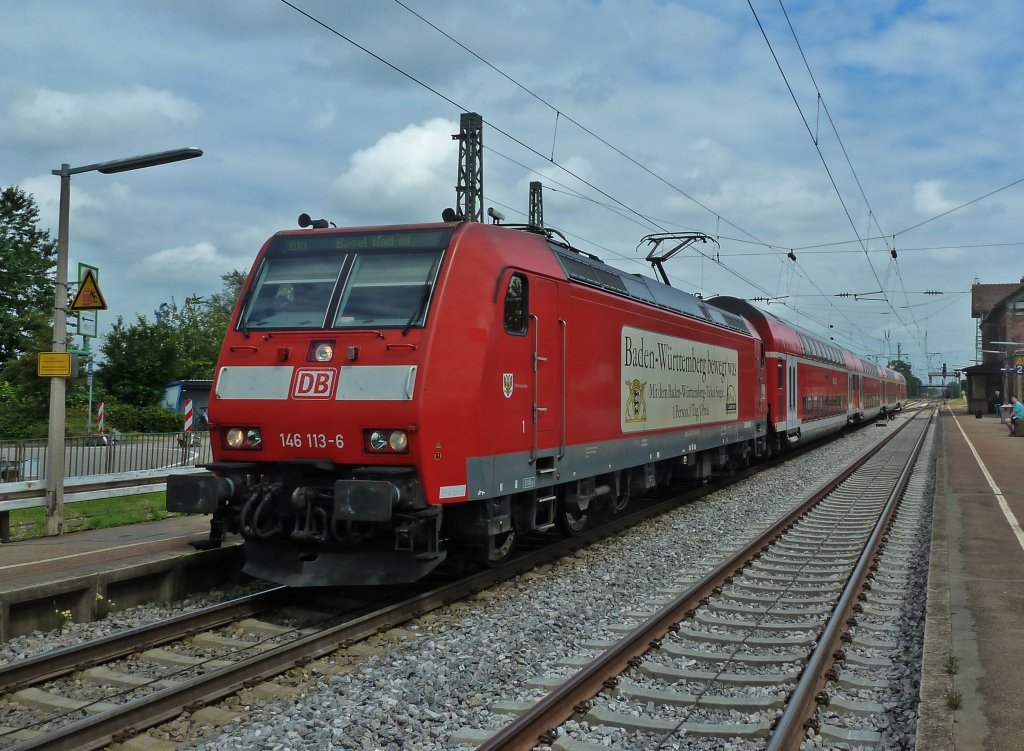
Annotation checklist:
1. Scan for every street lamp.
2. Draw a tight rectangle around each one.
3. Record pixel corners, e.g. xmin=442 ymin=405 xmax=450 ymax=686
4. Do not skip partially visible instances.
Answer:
xmin=44 ymin=147 xmax=203 ymax=536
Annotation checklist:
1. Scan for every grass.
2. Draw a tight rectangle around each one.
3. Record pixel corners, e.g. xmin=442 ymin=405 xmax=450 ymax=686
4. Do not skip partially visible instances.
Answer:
xmin=5 ymin=491 xmax=185 ymax=541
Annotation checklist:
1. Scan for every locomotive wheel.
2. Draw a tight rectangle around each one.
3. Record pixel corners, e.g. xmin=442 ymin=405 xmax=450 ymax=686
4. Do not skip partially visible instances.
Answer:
xmin=606 ymin=491 xmax=630 ymax=515
xmin=559 ymin=504 xmax=590 ymax=536
xmin=484 ymin=530 xmax=517 ymax=566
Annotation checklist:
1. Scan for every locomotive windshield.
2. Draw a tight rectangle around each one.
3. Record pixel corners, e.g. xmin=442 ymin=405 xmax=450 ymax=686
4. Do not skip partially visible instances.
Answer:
xmin=239 ymin=228 xmax=450 ymax=331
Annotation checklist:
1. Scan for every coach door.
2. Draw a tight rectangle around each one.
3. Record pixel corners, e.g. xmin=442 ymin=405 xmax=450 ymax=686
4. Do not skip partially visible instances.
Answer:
xmin=786 ymin=355 xmax=799 ymax=431
xmin=529 ymin=277 xmax=564 ymax=464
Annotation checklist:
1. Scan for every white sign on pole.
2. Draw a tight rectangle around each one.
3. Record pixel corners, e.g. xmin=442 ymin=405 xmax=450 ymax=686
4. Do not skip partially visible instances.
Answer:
xmin=75 ymin=263 xmax=100 ymax=337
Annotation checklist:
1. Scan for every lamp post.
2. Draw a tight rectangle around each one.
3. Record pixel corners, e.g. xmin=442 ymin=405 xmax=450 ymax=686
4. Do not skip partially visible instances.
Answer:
xmin=44 ymin=147 xmax=203 ymax=536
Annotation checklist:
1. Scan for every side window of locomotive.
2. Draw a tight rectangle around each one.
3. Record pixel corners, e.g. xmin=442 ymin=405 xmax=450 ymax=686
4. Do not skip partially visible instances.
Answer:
xmin=504 ymin=274 xmax=528 ymax=335
xmin=334 ymin=252 xmax=440 ymax=328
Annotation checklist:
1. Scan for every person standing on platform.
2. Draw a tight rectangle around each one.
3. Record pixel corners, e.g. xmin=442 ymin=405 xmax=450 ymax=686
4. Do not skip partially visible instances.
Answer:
xmin=992 ymin=390 xmax=1002 ymax=415
xmin=1010 ymin=396 xmax=1024 ymax=437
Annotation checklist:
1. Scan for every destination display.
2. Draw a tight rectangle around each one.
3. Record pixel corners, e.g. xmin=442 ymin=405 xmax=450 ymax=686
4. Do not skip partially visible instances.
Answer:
xmin=272 ymin=228 xmax=452 ymax=254
xmin=621 ymin=326 xmax=739 ymax=432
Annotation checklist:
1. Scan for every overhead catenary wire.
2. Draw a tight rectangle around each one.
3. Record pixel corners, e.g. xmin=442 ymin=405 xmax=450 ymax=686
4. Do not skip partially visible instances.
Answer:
xmin=385 ymin=0 xmax=877 ymax=350
xmin=278 ymin=0 xmax=901 ymax=356
xmin=748 ymin=0 xmax=930 ymax=359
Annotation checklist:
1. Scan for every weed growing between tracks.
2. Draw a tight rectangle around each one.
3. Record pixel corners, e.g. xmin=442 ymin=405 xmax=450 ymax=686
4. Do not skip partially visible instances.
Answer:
xmin=6 ymin=492 xmax=184 ymax=541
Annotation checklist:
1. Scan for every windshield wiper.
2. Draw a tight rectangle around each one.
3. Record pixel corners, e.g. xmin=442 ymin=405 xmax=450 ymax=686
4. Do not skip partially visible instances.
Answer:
xmin=402 ymin=261 xmax=437 ymax=336
xmin=402 ymin=284 xmax=431 ymax=336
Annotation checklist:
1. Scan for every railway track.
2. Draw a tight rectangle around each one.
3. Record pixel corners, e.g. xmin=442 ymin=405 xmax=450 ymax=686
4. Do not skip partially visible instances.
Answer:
xmin=0 ymin=585 xmax=430 ymax=750
xmin=0 ymin=409 xmax=926 ymax=751
xmin=473 ymin=406 xmax=934 ymax=750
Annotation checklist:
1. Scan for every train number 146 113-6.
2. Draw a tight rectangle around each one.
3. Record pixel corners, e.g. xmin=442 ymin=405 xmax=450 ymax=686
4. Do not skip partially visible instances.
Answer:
xmin=280 ymin=433 xmax=344 ymax=448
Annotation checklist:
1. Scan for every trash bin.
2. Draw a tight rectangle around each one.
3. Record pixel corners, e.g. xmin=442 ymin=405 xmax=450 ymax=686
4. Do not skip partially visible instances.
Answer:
xmin=975 ymin=409 xmax=983 ymax=418
xmin=999 ymin=404 xmax=1012 ymax=425
xmin=0 ymin=458 xmax=18 ymax=482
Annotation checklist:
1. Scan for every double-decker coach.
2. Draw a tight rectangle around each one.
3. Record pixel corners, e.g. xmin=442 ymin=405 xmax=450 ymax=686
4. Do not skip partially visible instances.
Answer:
xmin=707 ymin=297 xmax=903 ymax=450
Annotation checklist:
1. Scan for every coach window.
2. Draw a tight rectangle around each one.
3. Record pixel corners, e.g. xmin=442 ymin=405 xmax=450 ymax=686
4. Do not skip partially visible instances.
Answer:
xmin=504 ymin=273 xmax=528 ymax=335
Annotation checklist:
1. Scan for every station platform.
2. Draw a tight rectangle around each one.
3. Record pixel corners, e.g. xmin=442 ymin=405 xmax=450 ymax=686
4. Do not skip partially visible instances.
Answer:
xmin=918 ymin=406 xmax=1024 ymax=751
xmin=0 ymin=516 xmax=243 ymax=641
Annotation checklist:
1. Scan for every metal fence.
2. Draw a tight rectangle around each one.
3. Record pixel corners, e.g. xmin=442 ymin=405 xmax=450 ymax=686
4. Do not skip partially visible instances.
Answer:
xmin=0 ymin=432 xmax=212 ymax=484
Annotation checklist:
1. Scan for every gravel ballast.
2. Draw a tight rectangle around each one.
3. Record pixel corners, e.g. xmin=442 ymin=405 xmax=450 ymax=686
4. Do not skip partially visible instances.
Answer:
xmin=1 ymin=416 xmax=931 ymax=750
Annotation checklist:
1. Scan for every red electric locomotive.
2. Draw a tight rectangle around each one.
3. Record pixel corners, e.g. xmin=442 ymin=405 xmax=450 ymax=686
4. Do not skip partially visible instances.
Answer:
xmin=168 ymin=220 xmax=772 ymax=585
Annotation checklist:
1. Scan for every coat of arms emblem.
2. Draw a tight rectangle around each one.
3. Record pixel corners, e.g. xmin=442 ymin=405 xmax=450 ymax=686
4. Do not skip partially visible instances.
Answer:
xmin=624 ymin=378 xmax=647 ymax=422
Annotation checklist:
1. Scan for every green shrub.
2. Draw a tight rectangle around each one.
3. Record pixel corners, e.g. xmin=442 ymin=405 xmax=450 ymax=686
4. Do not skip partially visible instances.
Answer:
xmin=104 ymin=403 xmax=183 ymax=433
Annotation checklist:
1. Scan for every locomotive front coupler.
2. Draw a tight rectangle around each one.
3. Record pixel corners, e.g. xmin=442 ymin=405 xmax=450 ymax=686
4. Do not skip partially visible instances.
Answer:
xmin=334 ymin=467 xmax=422 ymax=523
xmin=167 ymin=464 xmax=254 ymax=515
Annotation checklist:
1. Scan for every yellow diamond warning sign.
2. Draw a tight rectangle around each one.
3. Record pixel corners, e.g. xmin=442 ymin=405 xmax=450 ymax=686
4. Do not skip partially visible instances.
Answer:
xmin=70 ymin=269 xmax=107 ymax=311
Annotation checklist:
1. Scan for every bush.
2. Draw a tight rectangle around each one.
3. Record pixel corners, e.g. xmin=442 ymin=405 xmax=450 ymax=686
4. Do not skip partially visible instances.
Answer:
xmin=0 ymin=390 xmax=48 ymax=438
xmin=104 ymin=403 xmax=183 ymax=433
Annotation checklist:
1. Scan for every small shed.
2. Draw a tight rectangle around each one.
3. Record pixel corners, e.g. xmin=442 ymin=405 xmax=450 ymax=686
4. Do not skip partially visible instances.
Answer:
xmin=963 ymin=364 xmax=1002 ymax=416
xmin=161 ymin=380 xmax=213 ymax=428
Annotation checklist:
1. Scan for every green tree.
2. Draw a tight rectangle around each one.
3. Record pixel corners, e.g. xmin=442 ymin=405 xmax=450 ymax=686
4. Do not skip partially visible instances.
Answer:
xmin=96 ymin=314 xmax=179 ymax=405
xmin=0 ymin=186 xmax=57 ymax=367
xmin=888 ymin=358 xmax=923 ymax=398
xmin=94 ymin=270 xmax=244 ymax=407
xmin=0 ymin=309 xmax=96 ymax=437
xmin=209 ymin=270 xmax=245 ymax=318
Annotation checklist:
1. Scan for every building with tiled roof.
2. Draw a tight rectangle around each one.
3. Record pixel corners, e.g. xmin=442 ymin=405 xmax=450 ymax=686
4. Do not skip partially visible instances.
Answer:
xmin=964 ymin=278 xmax=1024 ymax=415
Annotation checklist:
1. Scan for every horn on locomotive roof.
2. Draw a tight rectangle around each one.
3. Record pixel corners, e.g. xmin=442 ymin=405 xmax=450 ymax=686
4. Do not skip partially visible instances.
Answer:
xmin=639 ymin=231 xmax=718 ymax=287
xmin=298 ymin=213 xmax=333 ymax=229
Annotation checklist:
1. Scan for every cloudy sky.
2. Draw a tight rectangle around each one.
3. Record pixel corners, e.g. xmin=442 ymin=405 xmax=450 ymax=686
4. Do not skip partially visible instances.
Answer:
xmin=3 ymin=0 xmax=1022 ymax=381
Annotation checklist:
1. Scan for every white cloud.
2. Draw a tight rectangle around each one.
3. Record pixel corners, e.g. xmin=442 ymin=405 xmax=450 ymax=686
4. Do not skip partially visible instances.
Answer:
xmin=7 ymin=86 xmax=199 ymax=146
xmin=3 ymin=0 xmax=1018 ymax=375
xmin=332 ymin=118 xmax=458 ymax=220
xmin=309 ymin=104 xmax=337 ymax=132
xmin=138 ymin=242 xmax=231 ymax=282
xmin=913 ymin=180 xmax=958 ymax=217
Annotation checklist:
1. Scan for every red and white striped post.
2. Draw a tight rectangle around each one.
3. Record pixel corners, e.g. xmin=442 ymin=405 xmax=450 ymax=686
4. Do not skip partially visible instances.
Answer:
xmin=97 ymin=402 xmax=105 ymax=434
xmin=183 ymin=399 xmax=194 ymax=433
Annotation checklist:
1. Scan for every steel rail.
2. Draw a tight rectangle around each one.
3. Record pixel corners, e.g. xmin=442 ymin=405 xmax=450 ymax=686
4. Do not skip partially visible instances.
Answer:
xmin=4 ymin=410 xmax=926 ymax=750
xmin=4 ymin=556 xmax=559 ymax=751
xmin=0 ymin=587 xmax=288 ymax=691
xmin=2 ymin=431 xmax=864 ymax=751
xmin=766 ymin=407 xmax=934 ymax=749
xmin=474 ymin=412 xmax=922 ymax=751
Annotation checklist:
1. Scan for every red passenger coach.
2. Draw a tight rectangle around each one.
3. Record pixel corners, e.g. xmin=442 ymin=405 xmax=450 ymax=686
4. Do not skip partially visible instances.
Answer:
xmin=708 ymin=298 xmax=904 ymax=449
xmin=168 ymin=221 xmax=771 ymax=585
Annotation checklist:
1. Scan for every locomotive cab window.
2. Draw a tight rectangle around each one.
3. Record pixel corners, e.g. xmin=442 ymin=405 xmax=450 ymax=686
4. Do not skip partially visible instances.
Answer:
xmin=243 ymin=255 xmax=345 ymax=328
xmin=239 ymin=228 xmax=450 ymax=332
xmin=334 ymin=252 xmax=440 ymax=328
xmin=504 ymin=273 xmax=528 ymax=335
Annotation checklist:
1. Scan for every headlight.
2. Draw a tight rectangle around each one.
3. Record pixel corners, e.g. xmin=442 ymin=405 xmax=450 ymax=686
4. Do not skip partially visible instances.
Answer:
xmin=308 ymin=340 xmax=336 ymax=362
xmin=224 ymin=427 xmax=262 ymax=450
xmin=365 ymin=429 xmax=409 ymax=453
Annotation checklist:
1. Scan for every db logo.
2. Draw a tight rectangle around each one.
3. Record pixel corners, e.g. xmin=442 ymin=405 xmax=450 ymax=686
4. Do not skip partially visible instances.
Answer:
xmin=291 ymin=368 xmax=337 ymax=399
